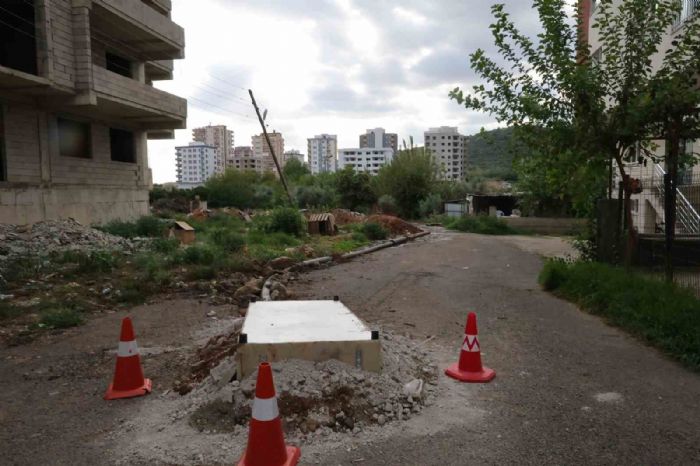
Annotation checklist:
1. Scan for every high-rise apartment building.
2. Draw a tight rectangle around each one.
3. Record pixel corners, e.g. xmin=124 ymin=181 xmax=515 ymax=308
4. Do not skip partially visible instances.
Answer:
xmin=192 ymin=125 xmax=233 ymax=174
xmin=175 ymin=142 xmax=218 ymax=189
xmin=359 ymin=128 xmax=398 ymax=153
xmin=252 ymin=131 xmax=285 ymax=174
xmin=424 ymin=127 xmax=468 ymax=180
xmin=231 ymin=146 xmax=261 ymax=172
xmin=339 ymin=128 xmax=395 ymax=175
xmin=0 ymin=0 xmax=186 ymax=224
xmin=308 ymin=134 xmax=338 ymax=174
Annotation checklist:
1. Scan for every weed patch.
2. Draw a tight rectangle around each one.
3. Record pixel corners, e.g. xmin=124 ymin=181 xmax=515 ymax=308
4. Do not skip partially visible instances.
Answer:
xmin=539 ymin=260 xmax=700 ymax=371
xmin=445 ymin=215 xmax=517 ymax=235
xmin=39 ymin=307 xmax=84 ymax=329
xmin=362 ymin=222 xmax=388 ymax=241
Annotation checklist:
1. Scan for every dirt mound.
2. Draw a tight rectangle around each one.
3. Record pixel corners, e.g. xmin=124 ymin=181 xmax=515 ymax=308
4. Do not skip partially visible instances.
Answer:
xmin=187 ymin=331 xmax=438 ymax=441
xmin=331 ymin=209 xmax=366 ymax=226
xmin=365 ymin=215 xmax=423 ymax=236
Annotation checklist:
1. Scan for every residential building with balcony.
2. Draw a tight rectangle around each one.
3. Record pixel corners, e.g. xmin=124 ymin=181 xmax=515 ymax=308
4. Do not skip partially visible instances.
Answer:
xmin=359 ymin=128 xmax=398 ymax=153
xmin=192 ymin=125 xmax=233 ymax=175
xmin=252 ymin=131 xmax=284 ymax=174
xmin=308 ymin=134 xmax=337 ymax=174
xmin=0 ymin=0 xmax=186 ymax=225
xmin=424 ymin=127 xmax=468 ymax=181
xmin=584 ymin=0 xmax=700 ymax=235
xmin=338 ymin=148 xmax=394 ymax=175
xmin=230 ymin=146 xmax=262 ymax=172
xmin=175 ymin=142 xmax=217 ymax=189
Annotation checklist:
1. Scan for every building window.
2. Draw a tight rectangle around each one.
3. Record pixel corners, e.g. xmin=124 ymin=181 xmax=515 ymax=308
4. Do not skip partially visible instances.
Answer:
xmin=106 ymin=53 xmax=133 ymax=78
xmin=0 ymin=106 xmax=5 ymax=181
xmin=0 ymin=0 xmax=38 ymax=75
xmin=110 ymin=128 xmax=136 ymax=163
xmin=58 ymin=118 xmax=91 ymax=159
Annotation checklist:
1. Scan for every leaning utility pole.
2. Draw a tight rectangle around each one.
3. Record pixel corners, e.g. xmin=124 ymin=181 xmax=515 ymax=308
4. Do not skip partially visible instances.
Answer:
xmin=248 ymin=89 xmax=294 ymax=205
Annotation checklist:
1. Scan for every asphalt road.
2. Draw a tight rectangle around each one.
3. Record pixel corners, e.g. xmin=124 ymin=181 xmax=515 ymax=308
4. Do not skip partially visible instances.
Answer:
xmin=293 ymin=228 xmax=700 ymax=465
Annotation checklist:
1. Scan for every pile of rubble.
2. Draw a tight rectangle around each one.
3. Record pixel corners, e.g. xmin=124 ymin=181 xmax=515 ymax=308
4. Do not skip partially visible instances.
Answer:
xmin=331 ymin=209 xmax=366 ymax=226
xmin=0 ymin=219 xmax=137 ymax=284
xmin=0 ymin=219 xmax=134 ymax=259
xmin=365 ymin=215 xmax=423 ymax=236
xmin=186 ymin=331 xmax=438 ymax=443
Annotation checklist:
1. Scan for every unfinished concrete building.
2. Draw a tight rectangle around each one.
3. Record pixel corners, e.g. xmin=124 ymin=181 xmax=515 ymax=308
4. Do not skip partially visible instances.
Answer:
xmin=0 ymin=0 xmax=187 ymax=225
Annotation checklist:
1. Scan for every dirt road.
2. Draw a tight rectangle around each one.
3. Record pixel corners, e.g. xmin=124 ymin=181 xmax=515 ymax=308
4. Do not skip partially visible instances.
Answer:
xmin=292 ymin=228 xmax=700 ymax=465
xmin=1 ymin=228 xmax=699 ymax=465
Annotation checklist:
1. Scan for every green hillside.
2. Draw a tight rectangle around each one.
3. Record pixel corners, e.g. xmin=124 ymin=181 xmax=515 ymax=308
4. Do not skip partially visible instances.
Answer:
xmin=466 ymin=127 xmax=519 ymax=181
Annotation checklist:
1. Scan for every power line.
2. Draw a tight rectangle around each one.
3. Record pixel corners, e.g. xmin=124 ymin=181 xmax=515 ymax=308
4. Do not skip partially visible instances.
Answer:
xmin=0 ymin=17 xmax=35 ymax=40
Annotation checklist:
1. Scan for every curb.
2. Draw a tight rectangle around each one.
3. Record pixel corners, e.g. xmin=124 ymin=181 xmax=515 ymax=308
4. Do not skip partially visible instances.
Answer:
xmin=260 ymin=229 xmax=431 ymax=301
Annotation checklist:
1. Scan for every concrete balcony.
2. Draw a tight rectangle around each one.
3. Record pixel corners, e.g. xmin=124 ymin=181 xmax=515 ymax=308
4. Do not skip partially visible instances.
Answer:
xmin=92 ymin=65 xmax=186 ymax=129
xmin=146 ymin=60 xmax=173 ymax=81
xmin=91 ymin=0 xmax=185 ymax=60
xmin=0 ymin=65 xmax=69 ymax=96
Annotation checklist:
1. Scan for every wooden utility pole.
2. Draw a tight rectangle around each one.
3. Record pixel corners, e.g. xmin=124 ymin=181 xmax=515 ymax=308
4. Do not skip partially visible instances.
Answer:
xmin=248 ymin=89 xmax=294 ymax=205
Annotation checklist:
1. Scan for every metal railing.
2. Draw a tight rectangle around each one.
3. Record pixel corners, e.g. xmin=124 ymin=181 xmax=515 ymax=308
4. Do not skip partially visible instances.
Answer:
xmin=651 ymin=163 xmax=700 ymax=235
xmin=673 ymin=0 xmax=700 ymax=28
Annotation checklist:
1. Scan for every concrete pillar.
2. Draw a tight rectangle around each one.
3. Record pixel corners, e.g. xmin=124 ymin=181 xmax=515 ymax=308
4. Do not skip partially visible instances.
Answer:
xmin=134 ymin=130 xmax=150 ymax=188
xmin=38 ymin=112 xmax=51 ymax=184
xmin=132 ymin=62 xmax=146 ymax=84
xmin=71 ymin=0 xmax=95 ymax=104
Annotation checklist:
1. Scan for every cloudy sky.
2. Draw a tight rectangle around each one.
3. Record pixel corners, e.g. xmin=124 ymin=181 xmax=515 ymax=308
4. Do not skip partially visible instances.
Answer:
xmin=148 ymin=0 xmax=543 ymax=183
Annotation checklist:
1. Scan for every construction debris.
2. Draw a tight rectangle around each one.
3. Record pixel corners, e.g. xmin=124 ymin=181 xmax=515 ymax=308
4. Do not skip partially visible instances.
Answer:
xmin=331 ymin=209 xmax=366 ymax=226
xmin=365 ymin=215 xmax=422 ymax=236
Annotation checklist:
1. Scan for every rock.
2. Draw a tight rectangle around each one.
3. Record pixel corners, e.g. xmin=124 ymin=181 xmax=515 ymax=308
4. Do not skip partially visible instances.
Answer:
xmin=206 ymin=310 xmax=217 ymax=317
xmin=244 ymin=277 xmax=263 ymax=292
xmin=403 ymin=379 xmax=424 ymax=399
xmin=209 ymin=358 xmax=237 ymax=388
xmin=269 ymin=256 xmax=296 ymax=271
xmin=377 ymin=414 xmax=386 ymax=425
xmin=234 ymin=284 xmax=260 ymax=300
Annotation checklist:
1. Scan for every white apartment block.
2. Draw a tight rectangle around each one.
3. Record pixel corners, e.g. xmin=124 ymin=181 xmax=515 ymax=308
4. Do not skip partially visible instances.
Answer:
xmin=424 ymin=127 xmax=468 ymax=181
xmin=339 ymin=128 xmax=395 ymax=175
xmin=308 ymin=134 xmax=338 ymax=174
xmin=192 ymin=125 xmax=233 ymax=174
xmin=252 ymin=131 xmax=284 ymax=174
xmin=175 ymin=142 xmax=218 ymax=189
xmin=584 ymin=0 xmax=700 ymax=235
xmin=338 ymin=148 xmax=394 ymax=175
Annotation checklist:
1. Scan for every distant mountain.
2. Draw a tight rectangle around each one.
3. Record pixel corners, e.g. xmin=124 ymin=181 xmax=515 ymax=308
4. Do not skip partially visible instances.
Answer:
xmin=466 ymin=127 xmax=518 ymax=181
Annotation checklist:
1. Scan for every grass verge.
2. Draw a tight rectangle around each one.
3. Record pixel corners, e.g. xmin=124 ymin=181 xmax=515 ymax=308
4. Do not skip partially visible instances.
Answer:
xmin=443 ymin=215 xmax=519 ymax=235
xmin=539 ymin=260 xmax=700 ymax=371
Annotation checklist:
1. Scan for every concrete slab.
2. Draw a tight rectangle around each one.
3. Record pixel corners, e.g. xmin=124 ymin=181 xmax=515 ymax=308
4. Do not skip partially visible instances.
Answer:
xmin=237 ymin=300 xmax=381 ymax=378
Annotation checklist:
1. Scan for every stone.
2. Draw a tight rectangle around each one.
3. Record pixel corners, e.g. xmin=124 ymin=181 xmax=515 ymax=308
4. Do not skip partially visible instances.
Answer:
xmin=269 ymin=256 xmax=296 ymax=271
xmin=403 ymin=379 xmax=424 ymax=399
xmin=377 ymin=414 xmax=386 ymax=425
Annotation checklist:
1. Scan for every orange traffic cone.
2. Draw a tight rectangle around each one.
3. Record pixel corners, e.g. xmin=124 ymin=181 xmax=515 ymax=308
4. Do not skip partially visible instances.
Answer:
xmin=238 ymin=362 xmax=300 ymax=466
xmin=445 ymin=312 xmax=496 ymax=383
xmin=104 ymin=317 xmax=152 ymax=400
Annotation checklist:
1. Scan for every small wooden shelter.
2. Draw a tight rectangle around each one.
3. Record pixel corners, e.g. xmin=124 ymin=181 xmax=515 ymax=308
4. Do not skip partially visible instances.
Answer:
xmin=307 ymin=213 xmax=336 ymax=235
xmin=168 ymin=220 xmax=195 ymax=244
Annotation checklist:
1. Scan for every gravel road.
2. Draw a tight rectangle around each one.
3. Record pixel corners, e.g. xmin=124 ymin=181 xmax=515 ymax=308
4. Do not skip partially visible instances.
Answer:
xmin=1 ymin=228 xmax=699 ymax=465
xmin=292 ymin=228 xmax=700 ymax=465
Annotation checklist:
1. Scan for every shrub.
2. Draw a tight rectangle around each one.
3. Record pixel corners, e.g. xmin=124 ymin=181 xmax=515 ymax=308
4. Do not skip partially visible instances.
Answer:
xmin=40 ymin=307 xmax=84 ymax=329
xmin=538 ymin=259 xmax=569 ymax=291
xmin=99 ymin=216 xmax=165 ymax=238
xmin=446 ymin=215 xmax=516 ymax=235
xmin=335 ymin=166 xmax=376 ymax=211
xmin=377 ymin=195 xmax=398 ymax=215
xmin=150 ymin=237 xmax=181 ymax=254
xmin=362 ymin=222 xmax=388 ymax=241
xmin=373 ymin=148 xmax=437 ymax=218
xmin=178 ymin=244 xmax=218 ymax=265
xmin=351 ymin=231 xmax=368 ymax=242
xmin=418 ymin=193 xmax=443 ymax=218
xmin=294 ymin=185 xmax=337 ymax=208
xmin=265 ymin=207 xmax=305 ymax=237
xmin=209 ymin=228 xmax=246 ymax=253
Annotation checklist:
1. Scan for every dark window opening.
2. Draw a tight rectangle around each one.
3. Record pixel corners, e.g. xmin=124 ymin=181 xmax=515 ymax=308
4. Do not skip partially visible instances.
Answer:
xmin=110 ymin=128 xmax=136 ymax=163
xmin=106 ymin=53 xmax=133 ymax=78
xmin=58 ymin=118 xmax=91 ymax=159
xmin=0 ymin=0 xmax=37 ymax=75
xmin=0 ymin=107 xmax=6 ymax=181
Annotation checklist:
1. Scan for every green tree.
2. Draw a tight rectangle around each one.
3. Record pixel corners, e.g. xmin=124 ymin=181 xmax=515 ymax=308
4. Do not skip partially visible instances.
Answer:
xmin=450 ymin=0 xmax=700 ymax=265
xmin=283 ymin=158 xmax=310 ymax=182
xmin=335 ymin=166 xmax=377 ymax=211
xmin=374 ymin=146 xmax=436 ymax=219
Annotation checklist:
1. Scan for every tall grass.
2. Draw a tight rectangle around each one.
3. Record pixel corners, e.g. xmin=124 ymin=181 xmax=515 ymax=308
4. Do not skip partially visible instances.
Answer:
xmin=539 ymin=260 xmax=700 ymax=371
